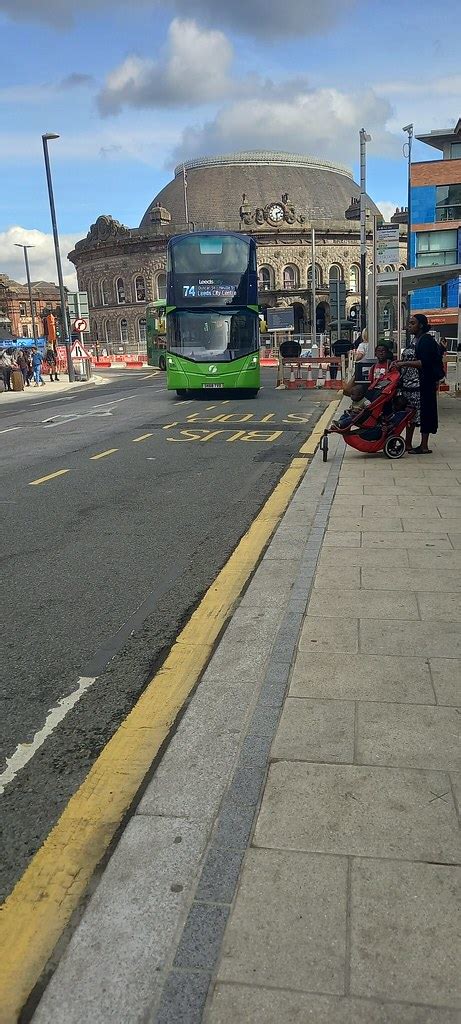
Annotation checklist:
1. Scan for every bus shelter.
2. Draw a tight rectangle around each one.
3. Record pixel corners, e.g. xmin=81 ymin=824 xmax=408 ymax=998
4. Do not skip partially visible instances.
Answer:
xmin=375 ymin=264 xmax=461 ymax=354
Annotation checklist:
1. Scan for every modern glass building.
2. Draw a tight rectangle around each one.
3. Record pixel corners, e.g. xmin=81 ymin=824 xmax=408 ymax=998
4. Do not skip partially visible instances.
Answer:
xmin=409 ymin=118 xmax=461 ymax=339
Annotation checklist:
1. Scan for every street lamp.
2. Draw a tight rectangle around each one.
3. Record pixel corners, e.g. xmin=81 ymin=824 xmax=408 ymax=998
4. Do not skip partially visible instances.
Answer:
xmin=359 ymin=128 xmax=372 ymax=332
xmin=14 ymin=243 xmax=37 ymax=341
xmin=402 ymin=124 xmax=413 ymax=269
xmin=42 ymin=132 xmax=74 ymax=381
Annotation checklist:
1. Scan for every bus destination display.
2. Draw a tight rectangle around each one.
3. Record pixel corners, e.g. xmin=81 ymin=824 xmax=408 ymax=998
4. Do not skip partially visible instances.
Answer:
xmin=182 ymin=278 xmax=238 ymax=299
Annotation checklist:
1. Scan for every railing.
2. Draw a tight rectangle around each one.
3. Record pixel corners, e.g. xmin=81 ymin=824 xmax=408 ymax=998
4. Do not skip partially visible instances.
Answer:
xmin=435 ymin=205 xmax=461 ymax=222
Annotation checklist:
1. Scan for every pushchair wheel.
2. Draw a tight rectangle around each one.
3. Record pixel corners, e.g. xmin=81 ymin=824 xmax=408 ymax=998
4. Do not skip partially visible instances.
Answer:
xmin=320 ymin=430 xmax=329 ymax=462
xmin=384 ymin=435 xmax=406 ymax=459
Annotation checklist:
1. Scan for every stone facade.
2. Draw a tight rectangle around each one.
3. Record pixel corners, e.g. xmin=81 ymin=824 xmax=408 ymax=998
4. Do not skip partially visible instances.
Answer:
xmin=68 ymin=155 xmax=408 ymax=351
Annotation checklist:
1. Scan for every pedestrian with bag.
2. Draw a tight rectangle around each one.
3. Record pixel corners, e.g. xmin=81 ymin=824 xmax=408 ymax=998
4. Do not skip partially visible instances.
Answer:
xmin=31 ymin=347 xmax=45 ymax=387
xmin=393 ymin=313 xmax=444 ymax=454
xmin=45 ymin=343 xmax=59 ymax=382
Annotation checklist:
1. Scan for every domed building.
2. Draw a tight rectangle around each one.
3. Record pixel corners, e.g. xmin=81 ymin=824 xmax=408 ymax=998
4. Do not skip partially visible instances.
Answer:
xmin=69 ymin=151 xmax=407 ymax=351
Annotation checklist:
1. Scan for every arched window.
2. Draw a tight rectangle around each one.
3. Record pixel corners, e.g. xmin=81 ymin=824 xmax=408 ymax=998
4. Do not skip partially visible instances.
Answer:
xmin=258 ymin=266 xmax=273 ymax=291
xmin=120 ymin=318 xmax=128 ymax=344
xmin=349 ymin=264 xmax=360 ymax=292
xmin=135 ymin=275 xmax=146 ymax=302
xmin=156 ymin=273 xmax=166 ymax=301
xmin=283 ymin=265 xmax=298 ymax=290
xmin=138 ymin=317 xmax=147 ymax=345
xmin=100 ymin=280 xmax=108 ymax=306
xmin=329 ymin=264 xmax=343 ymax=283
xmin=116 ymin=277 xmax=126 ymax=304
xmin=308 ymin=264 xmax=322 ymax=286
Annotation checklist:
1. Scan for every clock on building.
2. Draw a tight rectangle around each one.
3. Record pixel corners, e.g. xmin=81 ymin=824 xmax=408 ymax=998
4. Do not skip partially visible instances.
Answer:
xmin=267 ymin=203 xmax=284 ymax=223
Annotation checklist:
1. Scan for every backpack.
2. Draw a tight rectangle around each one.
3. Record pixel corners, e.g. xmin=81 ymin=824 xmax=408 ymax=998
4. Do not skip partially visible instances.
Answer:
xmin=416 ymin=335 xmax=445 ymax=382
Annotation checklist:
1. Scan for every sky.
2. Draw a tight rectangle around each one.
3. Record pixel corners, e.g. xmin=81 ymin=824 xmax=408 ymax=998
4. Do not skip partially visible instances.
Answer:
xmin=1 ymin=0 xmax=460 ymax=289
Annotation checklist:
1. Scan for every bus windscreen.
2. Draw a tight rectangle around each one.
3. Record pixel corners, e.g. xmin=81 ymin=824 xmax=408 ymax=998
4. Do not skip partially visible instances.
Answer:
xmin=167 ymin=310 xmax=258 ymax=362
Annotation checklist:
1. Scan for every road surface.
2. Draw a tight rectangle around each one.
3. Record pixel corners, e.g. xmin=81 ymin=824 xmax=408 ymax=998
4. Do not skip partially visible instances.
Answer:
xmin=0 ymin=368 xmax=333 ymax=900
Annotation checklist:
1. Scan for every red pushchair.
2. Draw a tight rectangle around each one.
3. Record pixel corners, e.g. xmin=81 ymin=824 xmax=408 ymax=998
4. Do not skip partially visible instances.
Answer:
xmin=321 ymin=367 xmax=415 ymax=461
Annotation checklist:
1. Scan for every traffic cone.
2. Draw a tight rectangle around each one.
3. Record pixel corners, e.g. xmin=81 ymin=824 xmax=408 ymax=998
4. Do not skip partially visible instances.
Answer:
xmin=325 ymin=364 xmax=331 ymax=388
xmin=316 ymin=363 xmax=324 ymax=388
xmin=289 ymin=363 xmax=296 ymax=388
xmin=306 ymin=364 xmax=314 ymax=388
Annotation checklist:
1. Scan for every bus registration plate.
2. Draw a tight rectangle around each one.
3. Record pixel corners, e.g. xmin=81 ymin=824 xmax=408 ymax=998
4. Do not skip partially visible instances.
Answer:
xmin=203 ymin=383 xmax=224 ymax=389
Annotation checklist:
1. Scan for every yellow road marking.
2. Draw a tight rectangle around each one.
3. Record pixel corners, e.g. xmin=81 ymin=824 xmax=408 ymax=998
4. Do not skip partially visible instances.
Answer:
xmin=206 ymin=404 xmax=217 ymax=410
xmin=29 ymin=469 xmax=70 ymax=486
xmin=0 ymin=400 xmax=339 ymax=1023
xmin=89 ymin=449 xmax=119 ymax=460
xmin=141 ymin=371 xmax=159 ymax=378
xmin=298 ymin=400 xmax=341 ymax=454
xmin=163 ymin=421 xmax=178 ymax=429
xmin=132 ymin=433 xmax=153 ymax=442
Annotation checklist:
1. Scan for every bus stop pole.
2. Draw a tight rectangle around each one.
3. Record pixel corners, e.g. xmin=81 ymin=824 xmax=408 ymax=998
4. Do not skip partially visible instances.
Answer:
xmin=397 ymin=270 xmax=403 ymax=357
xmin=311 ymin=227 xmax=317 ymax=355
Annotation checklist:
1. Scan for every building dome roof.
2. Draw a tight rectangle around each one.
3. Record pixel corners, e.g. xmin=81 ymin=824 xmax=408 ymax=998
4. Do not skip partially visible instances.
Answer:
xmin=139 ymin=150 xmax=379 ymax=230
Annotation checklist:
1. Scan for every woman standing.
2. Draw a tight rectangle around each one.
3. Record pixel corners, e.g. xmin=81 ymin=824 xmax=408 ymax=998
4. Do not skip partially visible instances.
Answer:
xmin=399 ymin=337 xmax=420 ymax=452
xmin=395 ymin=313 xmax=441 ymax=454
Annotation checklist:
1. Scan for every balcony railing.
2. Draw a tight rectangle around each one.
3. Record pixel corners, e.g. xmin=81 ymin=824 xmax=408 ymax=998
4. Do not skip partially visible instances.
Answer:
xmin=435 ymin=205 xmax=461 ymax=222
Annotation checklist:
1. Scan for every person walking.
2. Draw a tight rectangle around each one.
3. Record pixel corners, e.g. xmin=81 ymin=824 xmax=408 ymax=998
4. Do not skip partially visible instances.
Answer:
xmin=0 ymin=348 xmax=14 ymax=391
xmin=31 ymin=347 xmax=45 ymax=387
xmin=394 ymin=313 xmax=442 ymax=454
xmin=16 ymin=349 xmax=31 ymax=388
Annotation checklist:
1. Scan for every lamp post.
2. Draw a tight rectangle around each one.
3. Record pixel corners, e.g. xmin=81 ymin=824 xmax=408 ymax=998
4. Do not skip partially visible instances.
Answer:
xmin=403 ymin=124 xmax=413 ymax=269
xmin=42 ymin=133 xmax=74 ymax=381
xmin=14 ymin=243 xmax=37 ymax=341
xmin=359 ymin=128 xmax=372 ymax=331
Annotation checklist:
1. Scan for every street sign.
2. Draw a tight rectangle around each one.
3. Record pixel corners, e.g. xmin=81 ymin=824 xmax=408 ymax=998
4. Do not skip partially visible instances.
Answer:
xmin=73 ymin=318 xmax=87 ymax=332
xmin=376 ymin=224 xmax=400 ymax=266
xmin=329 ymin=281 xmax=346 ymax=321
xmin=70 ymin=340 xmax=91 ymax=360
xmin=267 ymin=307 xmax=294 ymax=332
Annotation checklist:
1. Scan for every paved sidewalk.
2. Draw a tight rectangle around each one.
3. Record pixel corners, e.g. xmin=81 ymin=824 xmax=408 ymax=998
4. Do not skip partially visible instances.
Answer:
xmin=30 ymin=397 xmax=461 ymax=1024
xmin=0 ymin=374 xmax=106 ymax=405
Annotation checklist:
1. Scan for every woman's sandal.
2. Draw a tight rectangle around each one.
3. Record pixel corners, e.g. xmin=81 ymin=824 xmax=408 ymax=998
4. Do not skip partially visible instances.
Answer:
xmin=409 ymin=446 xmax=432 ymax=454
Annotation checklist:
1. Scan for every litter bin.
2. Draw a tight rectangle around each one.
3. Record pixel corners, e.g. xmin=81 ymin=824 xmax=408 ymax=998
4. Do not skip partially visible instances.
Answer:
xmin=354 ymin=357 xmax=375 ymax=384
xmin=11 ymin=367 xmax=24 ymax=392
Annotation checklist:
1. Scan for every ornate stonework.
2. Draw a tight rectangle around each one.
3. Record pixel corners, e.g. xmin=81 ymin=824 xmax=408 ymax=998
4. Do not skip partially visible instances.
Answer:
xmin=68 ymin=152 xmax=407 ymax=350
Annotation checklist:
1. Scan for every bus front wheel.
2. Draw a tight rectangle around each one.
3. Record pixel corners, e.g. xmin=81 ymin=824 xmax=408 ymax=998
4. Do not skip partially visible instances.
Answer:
xmin=176 ymin=389 xmax=187 ymax=398
xmin=159 ymin=355 xmax=166 ymax=371
xmin=246 ymin=388 xmax=259 ymax=399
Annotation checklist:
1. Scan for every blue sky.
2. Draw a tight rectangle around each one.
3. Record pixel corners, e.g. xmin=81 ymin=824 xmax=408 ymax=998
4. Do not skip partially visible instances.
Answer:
xmin=1 ymin=0 xmax=460 ymax=285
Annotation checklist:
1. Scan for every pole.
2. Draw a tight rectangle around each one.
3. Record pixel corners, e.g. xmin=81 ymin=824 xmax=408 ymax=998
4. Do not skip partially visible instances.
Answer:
xmin=369 ymin=215 xmax=377 ymax=352
xmin=336 ymin=279 xmax=340 ymax=342
xmin=403 ymin=124 xmax=413 ymax=268
xmin=182 ymin=164 xmax=189 ymax=228
xmin=311 ymin=227 xmax=317 ymax=353
xmin=42 ymin=135 xmax=74 ymax=381
xmin=359 ymin=129 xmax=371 ymax=331
xmin=397 ymin=269 xmax=403 ymax=358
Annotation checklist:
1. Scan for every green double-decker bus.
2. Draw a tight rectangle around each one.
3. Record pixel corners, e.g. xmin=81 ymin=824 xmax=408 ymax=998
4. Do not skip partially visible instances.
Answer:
xmin=165 ymin=231 xmax=260 ymax=397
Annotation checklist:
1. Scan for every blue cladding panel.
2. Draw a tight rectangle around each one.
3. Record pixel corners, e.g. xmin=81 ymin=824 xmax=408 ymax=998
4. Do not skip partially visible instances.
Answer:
xmin=410 ymin=285 xmax=441 ymax=311
xmin=411 ymin=185 xmax=436 ymax=225
xmin=409 ymin=232 xmax=416 ymax=268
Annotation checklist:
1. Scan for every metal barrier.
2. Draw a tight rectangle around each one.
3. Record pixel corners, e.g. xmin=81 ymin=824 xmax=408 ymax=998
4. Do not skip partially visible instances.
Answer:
xmin=277 ymin=356 xmax=348 ymax=390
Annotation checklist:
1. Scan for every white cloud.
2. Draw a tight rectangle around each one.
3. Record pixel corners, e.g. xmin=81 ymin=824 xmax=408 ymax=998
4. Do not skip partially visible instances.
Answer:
xmin=374 ymin=75 xmax=461 ymax=138
xmin=173 ymin=86 xmax=398 ymax=164
xmin=376 ymin=201 xmax=400 ymax=222
xmin=0 ymin=0 xmax=354 ymax=38
xmin=98 ymin=19 xmax=233 ymax=115
xmin=0 ymin=226 xmax=78 ymax=290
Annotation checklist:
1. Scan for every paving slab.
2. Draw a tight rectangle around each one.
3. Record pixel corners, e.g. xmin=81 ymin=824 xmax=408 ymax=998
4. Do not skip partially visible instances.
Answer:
xmin=323 ymin=531 xmax=362 ymax=548
xmin=408 ymin=549 xmax=461 ymax=569
xmin=271 ymin=697 xmax=355 ymax=763
xmin=289 ymin=651 xmax=435 ymax=704
xmin=253 ymin=761 xmax=461 ymax=862
xmin=314 ymin=564 xmax=361 ymax=589
xmin=360 ymin=619 xmax=461 ymax=658
xmin=317 ymin=546 xmax=410 ymax=568
xmin=401 ymin=517 xmax=461 ymax=533
xmin=430 ymin=658 xmax=461 ymax=706
xmin=308 ymin=589 xmax=419 ymax=620
xmin=350 ymin=859 xmax=461 ymax=1008
xmin=32 ymin=817 xmax=208 ymax=1024
xmin=327 ymin=516 xmax=404 ymax=532
xmin=216 ymin=849 xmax=347 ymax=994
xmin=356 ymin=702 xmax=461 ymax=770
xmin=361 ymin=532 xmax=452 ymax=550
xmin=361 ymin=567 xmax=461 ymax=593
xmin=297 ymin=615 xmax=359 ymax=654
xmin=418 ymin=591 xmax=461 ymax=622
xmin=206 ymin=986 xmax=461 ymax=1024
xmin=448 ymin=532 xmax=461 ymax=549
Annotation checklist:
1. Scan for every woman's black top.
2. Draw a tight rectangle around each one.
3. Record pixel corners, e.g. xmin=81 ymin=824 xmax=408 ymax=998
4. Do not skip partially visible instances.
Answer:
xmin=415 ymin=332 xmax=439 ymax=434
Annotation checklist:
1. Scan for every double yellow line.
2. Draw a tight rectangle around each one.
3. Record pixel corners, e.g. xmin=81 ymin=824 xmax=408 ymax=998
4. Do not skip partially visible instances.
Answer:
xmin=0 ymin=400 xmax=339 ymax=1023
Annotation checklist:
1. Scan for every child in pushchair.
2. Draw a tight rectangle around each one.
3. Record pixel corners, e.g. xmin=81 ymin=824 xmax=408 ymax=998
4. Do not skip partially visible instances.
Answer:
xmin=327 ymin=367 xmax=415 ymax=460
